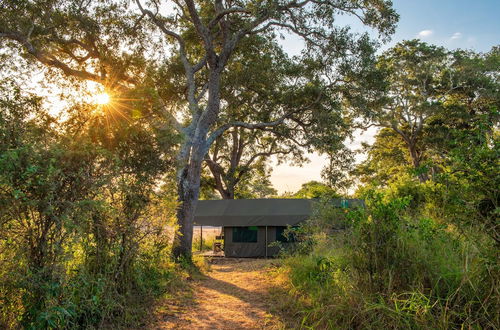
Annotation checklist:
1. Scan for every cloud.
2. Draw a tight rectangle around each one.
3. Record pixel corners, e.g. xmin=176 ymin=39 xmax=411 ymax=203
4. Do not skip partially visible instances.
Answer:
xmin=417 ymin=29 xmax=434 ymax=38
xmin=451 ymin=32 xmax=462 ymax=40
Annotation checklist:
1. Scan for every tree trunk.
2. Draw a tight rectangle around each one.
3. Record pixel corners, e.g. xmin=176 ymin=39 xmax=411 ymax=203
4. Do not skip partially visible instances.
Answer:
xmin=215 ymin=184 xmax=233 ymax=199
xmin=172 ymin=70 xmax=222 ymax=260
xmin=225 ymin=185 xmax=235 ymax=199
xmin=205 ymin=159 xmax=233 ymax=199
xmin=408 ymin=143 xmax=429 ymax=183
xmin=171 ymin=156 xmax=202 ymax=260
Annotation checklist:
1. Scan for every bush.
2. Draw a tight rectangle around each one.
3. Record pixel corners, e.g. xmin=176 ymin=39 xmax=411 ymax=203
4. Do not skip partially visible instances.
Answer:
xmin=274 ymin=191 xmax=499 ymax=329
xmin=0 ymin=84 xmax=181 ymax=328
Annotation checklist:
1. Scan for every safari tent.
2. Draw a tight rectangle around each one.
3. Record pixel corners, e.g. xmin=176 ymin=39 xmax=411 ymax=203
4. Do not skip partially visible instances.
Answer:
xmin=193 ymin=198 xmax=364 ymax=258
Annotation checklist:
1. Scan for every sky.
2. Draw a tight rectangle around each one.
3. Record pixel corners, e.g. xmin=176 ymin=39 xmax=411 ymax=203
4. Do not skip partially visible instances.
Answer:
xmin=270 ymin=0 xmax=500 ymax=194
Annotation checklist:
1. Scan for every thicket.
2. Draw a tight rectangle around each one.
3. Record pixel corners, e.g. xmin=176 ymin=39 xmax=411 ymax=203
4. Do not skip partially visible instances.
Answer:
xmin=275 ymin=181 xmax=499 ymax=329
xmin=272 ymin=42 xmax=499 ymax=329
xmin=0 ymin=82 xmax=182 ymax=328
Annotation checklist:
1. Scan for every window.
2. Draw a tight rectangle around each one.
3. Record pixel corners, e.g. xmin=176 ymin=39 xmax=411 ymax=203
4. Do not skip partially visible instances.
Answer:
xmin=276 ymin=226 xmax=297 ymax=243
xmin=232 ymin=226 xmax=258 ymax=243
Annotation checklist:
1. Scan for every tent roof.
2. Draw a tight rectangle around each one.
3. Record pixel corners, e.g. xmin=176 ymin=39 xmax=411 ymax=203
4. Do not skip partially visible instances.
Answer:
xmin=193 ymin=198 xmax=364 ymax=226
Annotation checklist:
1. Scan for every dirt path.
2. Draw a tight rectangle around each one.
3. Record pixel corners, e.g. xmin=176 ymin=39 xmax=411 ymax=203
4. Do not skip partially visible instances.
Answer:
xmin=153 ymin=258 xmax=283 ymax=329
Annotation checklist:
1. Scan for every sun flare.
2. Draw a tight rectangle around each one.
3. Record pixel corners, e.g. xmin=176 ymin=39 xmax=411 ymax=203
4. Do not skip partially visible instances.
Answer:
xmin=94 ymin=93 xmax=110 ymax=105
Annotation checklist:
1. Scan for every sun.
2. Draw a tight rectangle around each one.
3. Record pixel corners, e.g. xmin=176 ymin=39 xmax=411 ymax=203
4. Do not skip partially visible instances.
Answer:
xmin=94 ymin=93 xmax=110 ymax=105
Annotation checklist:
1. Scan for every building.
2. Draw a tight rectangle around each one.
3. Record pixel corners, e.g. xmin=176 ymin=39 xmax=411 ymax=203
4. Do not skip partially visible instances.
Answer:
xmin=193 ymin=198 xmax=364 ymax=258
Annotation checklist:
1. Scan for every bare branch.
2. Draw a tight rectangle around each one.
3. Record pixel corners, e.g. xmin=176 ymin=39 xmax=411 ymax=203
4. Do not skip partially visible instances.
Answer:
xmin=135 ymin=0 xmax=201 ymax=115
xmin=241 ymin=149 xmax=291 ymax=171
xmin=196 ymin=82 xmax=209 ymax=103
xmin=193 ymin=55 xmax=207 ymax=73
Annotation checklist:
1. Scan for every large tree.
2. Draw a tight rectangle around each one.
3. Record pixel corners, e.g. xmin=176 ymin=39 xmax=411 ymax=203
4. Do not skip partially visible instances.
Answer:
xmin=204 ymin=127 xmax=285 ymax=199
xmin=1 ymin=0 xmax=398 ymax=259
xmin=202 ymin=35 xmax=349 ymax=199
xmin=347 ymin=40 xmax=457 ymax=182
xmin=201 ymin=35 xmax=303 ymax=199
xmin=351 ymin=44 xmax=499 ymax=186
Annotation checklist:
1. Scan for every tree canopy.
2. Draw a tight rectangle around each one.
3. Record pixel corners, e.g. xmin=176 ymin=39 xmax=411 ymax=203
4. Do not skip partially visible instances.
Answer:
xmin=1 ymin=0 xmax=399 ymax=259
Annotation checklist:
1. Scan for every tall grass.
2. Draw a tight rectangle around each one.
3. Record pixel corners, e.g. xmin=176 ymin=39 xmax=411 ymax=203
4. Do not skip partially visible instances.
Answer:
xmin=192 ymin=227 xmax=222 ymax=252
xmin=272 ymin=193 xmax=499 ymax=329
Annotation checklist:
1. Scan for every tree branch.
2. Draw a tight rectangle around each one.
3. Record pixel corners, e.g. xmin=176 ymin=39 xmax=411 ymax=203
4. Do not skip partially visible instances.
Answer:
xmin=183 ymin=0 xmax=216 ymax=65
xmin=135 ymin=0 xmax=185 ymax=47
xmin=208 ymin=6 xmax=251 ymax=30
xmin=205 ymin=115 xmax=288 ymax=152
xmin=0 ymin=30 xmax=107 ymax=83
xmin=135 ymin=0 xmax=201 ymax=115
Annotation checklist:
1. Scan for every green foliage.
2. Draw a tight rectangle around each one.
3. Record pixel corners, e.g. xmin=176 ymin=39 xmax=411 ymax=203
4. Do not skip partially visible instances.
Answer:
xmin=275 ymin=190 xmax=499 ymax=329
xmin=349 ymin=41 xmax=499 ymax=185
xmin=436 ymin=133 xmax=500 ymax=245
xmin=291 ymin=181 xmax=340 ymax=199
xmin=321 ymin=44 xmax=500 ymax=329
xmin=192 ymin=235 xmax=217 ymax=252
xmin=0 ymin=80 xmax=179 ymax=328
xmin=234 ymin=170 xmax=278 ymax=199
xmin=353 ymin=128 xmax=411 ymax=186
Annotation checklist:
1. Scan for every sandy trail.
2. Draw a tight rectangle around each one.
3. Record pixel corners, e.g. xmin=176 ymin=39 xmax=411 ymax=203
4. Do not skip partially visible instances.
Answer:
xmin=153 ymin=258 xmax=282 ymax=329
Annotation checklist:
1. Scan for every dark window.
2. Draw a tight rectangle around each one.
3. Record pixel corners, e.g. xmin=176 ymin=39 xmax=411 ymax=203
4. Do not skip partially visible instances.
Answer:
xmin=276 ymin=226 xmax=297 ymax=243
xmin=233 ymin=226 xmax=258 ymax=243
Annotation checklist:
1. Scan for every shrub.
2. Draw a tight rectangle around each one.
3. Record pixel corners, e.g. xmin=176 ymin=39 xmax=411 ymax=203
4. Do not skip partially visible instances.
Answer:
xmin=0 ymin=83 xmax=181 ymax=328
xmin=274 ymin=191 xmax=499 ymax=329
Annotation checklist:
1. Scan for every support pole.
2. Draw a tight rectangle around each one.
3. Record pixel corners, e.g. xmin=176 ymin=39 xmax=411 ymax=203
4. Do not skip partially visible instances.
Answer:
xmin=265 ymin=226 xmax=268 ymax=258
xmin=200 ymin=225 xmax=203 ymax=251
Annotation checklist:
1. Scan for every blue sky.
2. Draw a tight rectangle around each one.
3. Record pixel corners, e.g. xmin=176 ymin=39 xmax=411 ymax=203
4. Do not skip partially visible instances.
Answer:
xmin=271 ymin=0 xmax=499 ymax=194
xmin=389 ymin=0 xmax=499 ymax=52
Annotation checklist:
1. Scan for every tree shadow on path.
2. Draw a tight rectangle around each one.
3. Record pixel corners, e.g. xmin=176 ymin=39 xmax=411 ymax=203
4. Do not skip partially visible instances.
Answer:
xmin=152 ymin=258 xmax=283 ymax=329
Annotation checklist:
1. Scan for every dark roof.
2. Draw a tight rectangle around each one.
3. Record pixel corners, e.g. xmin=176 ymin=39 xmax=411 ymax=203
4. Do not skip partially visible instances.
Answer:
xmin=193 ymin=198 xmax=364 ymax=226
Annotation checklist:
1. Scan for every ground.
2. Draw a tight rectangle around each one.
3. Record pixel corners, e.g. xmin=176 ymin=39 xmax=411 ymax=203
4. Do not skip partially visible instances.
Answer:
xmin=152 ymin=258 xmax=284 ymax=329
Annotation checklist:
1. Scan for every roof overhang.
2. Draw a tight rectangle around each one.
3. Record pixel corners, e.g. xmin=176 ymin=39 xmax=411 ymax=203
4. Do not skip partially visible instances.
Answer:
xmin=193 ymin=198 xmax=364 ymax=226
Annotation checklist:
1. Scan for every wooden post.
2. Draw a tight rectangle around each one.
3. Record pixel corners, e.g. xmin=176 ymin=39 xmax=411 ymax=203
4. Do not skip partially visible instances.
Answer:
xmin=200 ymin=225 xmax=203 ymax=251
xmin=265 ymin=226 xmax=268 ymax=258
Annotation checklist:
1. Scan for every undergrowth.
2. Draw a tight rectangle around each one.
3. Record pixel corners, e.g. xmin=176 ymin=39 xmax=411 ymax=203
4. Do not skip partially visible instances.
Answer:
xmin=271 ymin=192 xmax=499 ymax=329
